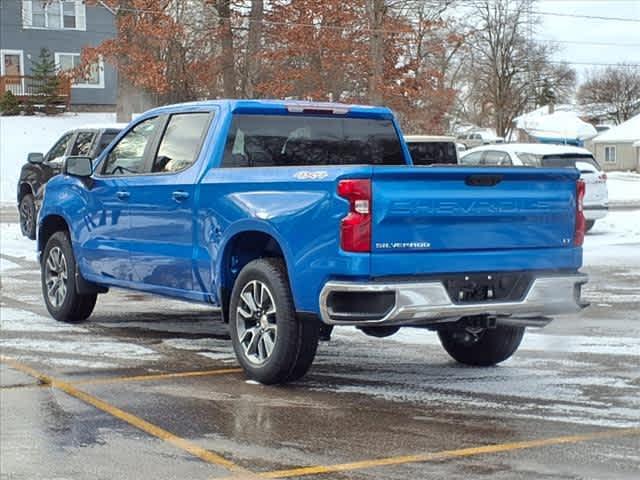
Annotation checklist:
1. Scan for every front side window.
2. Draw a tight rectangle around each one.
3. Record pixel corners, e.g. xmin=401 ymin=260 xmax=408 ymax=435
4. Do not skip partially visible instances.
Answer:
xmin=102 ymin=118 xmax=161 ymax=176
xmin=222 ymin=114 xmax=405 ymax=167
xmin=604 ymin=146 xmax=616 ymax=163
xmin=152 ymin=113 xmax=211 ymax=173
xmin=55 ymin=53 xmax=103 ymax=88
xmin=46 ymin=132 xmax=73 ymax=163
xmin=70 ymin=132 xmax=96 ymax=156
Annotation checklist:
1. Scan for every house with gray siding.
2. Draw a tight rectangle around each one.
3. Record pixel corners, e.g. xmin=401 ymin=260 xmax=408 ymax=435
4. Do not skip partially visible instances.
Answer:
xmin=0 ymin=0 xmax=117 ymax=109
xmin=591 ymin=114 xmax=640 ymax=172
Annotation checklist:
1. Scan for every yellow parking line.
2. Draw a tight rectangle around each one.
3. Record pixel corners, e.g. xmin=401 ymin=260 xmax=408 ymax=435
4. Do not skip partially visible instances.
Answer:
xmin=250 ymin=427 xmax=640 ymax=479
xmin=74 ymin=367 xmax=243 ymax=386
xmin=0 ymin=356 xmax=250 ymax=475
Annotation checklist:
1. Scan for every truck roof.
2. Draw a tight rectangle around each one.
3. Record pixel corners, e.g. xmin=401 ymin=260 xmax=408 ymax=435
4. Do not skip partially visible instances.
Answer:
xmin=142 ymin=99 xmax=395 ymax=119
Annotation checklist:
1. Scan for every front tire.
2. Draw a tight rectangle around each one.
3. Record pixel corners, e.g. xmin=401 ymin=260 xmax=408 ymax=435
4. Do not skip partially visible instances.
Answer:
xmin=19 ymin=193 xmax=37 ymax=240
xmin=229 ymin=258 xmax=320 ymax=384
xmin=41 ymin=231 xmax=97 ymax=323
xmin=438 ymin=324 xmax=525 ymax=366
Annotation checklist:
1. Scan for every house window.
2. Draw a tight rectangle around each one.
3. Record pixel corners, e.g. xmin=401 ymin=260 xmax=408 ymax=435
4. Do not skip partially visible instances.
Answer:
xmin=604 ymin=146 xmax=616 ymax=163
xmin=23 ymin=1 xmax=86 ymax=31
xmin=55 ymin=53 xmax=104 ymax=89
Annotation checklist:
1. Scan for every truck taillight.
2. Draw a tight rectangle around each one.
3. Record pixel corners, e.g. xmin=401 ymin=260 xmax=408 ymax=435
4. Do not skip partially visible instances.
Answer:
xmin=338 ymin=179 xmax=371 ymax=252
xmin=575 ymin=179 xmax=586 ymax=246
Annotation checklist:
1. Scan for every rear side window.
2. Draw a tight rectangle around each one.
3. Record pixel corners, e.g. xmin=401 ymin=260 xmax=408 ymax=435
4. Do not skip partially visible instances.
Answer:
xmin=460 ymin=151 xmax=483 ymax=165
xmin=407 ymin=142 xmax=457 ymax=166
xmin=516 ymin=152 xmax=542 ymax=166
xmin=70 ymin=132 xmax=96 ymax=156
xmin=222 ymin=114 xmax=405 ymax=167
xmin=152 ymin=113 xmax=211 ymax=173
xmin=483 ymin=150 xmax=511 ymax=166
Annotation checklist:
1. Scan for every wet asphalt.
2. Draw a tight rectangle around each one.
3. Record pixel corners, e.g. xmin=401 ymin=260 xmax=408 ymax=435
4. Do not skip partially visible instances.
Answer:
xmin=1 ymin=206 xmax=639 ymax=479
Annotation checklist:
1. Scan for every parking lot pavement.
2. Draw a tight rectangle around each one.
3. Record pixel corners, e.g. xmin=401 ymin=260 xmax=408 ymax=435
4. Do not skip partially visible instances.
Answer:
xmin=1 ymin=210 xmax=639 ymax=479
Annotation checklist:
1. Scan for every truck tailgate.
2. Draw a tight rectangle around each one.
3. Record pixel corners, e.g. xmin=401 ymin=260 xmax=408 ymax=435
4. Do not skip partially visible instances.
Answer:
xmin=371 ymin=166 xmax=579 ymax=276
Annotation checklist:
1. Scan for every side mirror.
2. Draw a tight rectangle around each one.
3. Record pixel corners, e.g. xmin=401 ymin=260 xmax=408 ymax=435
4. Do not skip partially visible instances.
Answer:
xmin=64 ymin=156 xmax=93 ymax=177
xmin=28 ymin=152 xmax=44 ymax=164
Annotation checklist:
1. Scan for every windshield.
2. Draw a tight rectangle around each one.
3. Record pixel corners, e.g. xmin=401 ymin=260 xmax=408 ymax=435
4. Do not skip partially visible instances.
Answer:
xmin=222 ymin=114 xmax=405 ymax=167
xmin=406 ymin=141 xmax=457 ymax=166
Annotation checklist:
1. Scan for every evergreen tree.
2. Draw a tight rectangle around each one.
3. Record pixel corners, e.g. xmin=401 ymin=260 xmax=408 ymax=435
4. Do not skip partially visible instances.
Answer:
xmin=0 ymin=91 xmax=21 ymax=115
xmin=31 ymin=48 xmax=61 ymax=114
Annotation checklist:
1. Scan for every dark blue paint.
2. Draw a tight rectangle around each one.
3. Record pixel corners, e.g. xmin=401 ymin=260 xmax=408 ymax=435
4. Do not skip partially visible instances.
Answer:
xmin=38 ymin=100 xmax=583 ymax=317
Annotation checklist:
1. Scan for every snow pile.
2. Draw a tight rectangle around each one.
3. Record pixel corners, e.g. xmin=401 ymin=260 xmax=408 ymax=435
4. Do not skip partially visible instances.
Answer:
xmin=516 ymin=110 xmax=597 ymax=142
xmin=593 ymin=114 xmax=640 ymax=143
xmin=0 ymin=113 xmax=116 ymax=204
xmin=607 ymin=171 xmax=640 ymax=207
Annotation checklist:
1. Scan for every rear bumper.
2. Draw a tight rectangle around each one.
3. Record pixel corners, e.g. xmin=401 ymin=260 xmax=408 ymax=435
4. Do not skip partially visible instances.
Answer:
xmin=319 ymin=273 xmax=588 ymax=327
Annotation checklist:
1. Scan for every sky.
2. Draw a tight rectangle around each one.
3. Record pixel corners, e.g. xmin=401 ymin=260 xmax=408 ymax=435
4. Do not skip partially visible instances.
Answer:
xmin=536 ymin=0 xmax=640 ymax=81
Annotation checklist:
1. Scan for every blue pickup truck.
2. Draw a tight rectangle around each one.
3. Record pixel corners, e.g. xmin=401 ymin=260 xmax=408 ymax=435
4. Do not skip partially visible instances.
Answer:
xmin=37 ymin=100 xmax=588 ymax=384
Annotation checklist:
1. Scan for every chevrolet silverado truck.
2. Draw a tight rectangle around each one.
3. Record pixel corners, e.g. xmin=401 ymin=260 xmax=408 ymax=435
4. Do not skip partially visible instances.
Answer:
xmin=37 ymin=100 xmax=588 ymax=384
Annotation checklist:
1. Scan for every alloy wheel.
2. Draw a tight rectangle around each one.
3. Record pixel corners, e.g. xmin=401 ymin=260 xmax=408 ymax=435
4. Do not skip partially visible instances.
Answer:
xmin=45 ymin=246 xmax=68 ymax=308
xmin=20 ymin=200 xmax=34 ymax=236
xmin=235 ymin=280 xmax=278 ymax=365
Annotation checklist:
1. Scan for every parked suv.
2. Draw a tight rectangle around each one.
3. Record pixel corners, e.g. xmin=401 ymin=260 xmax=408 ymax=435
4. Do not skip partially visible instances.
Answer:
xmin=404 ymin=135 xmax=458 ymax=165
xmin=460 ymin=143 xmax=608 ymax=231
xmin=17 ymin=125 xmax=124 ymax=239
xmin=37 ymin=101 xmax=587 ymax=384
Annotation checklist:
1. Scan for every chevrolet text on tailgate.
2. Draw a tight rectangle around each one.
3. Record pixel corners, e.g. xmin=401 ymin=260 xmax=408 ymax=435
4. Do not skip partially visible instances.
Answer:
xmin=37 ymin=100 xmax=588 ymax=384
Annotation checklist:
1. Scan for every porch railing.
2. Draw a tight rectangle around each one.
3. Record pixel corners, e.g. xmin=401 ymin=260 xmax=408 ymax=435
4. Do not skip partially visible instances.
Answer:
xmin=0 ymin=75 xmax=72 ymax=110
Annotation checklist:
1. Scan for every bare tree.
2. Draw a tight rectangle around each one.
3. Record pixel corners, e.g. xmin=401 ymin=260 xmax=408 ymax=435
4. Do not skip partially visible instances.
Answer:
xmin=460 ymin=0 xmax=575 ymax=138
xmin=241 ymin=0 xmax=264 ymax=97
xmin=367 ymin=0 xmax=386 ymax=105
xmin=578 ymin=64 xmax=640 ymax=124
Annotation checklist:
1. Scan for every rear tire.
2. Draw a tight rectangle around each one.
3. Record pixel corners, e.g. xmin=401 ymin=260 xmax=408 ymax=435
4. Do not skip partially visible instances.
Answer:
xmin=438 ymin=324 xmax=525 ymax=366
xmin=229 ymin=258 xmax=320 ymax=384
xmin=585 ymin=220 xmax=595 ymax=232
xmin=41 ymin=231 xmax=97 ymax=323
xmin=19 ymin=193 xmax=37 ymax=240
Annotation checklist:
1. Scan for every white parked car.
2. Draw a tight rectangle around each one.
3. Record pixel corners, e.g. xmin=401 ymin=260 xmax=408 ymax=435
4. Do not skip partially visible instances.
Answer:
xmin=457 ymin=131 xmax=505 ymax=149
xmin=404 ymin=135 xmax=459 ymax=165
xmin=460 ymin=144 xmax=608 ymax=231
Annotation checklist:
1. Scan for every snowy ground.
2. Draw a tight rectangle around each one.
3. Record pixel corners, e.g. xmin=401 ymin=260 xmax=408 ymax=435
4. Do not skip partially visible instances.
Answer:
xmin=607 ymin=171 xmax=640 ymax=207
xmin=0 ymin=113 xmax=117 ymax=203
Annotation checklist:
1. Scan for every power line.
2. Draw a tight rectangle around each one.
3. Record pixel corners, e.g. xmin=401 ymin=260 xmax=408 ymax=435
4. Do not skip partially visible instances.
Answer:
xmin=549 ymin=61 xmax=640 ymax=67
xmin=540 ymin=39 xmax=640 ymax=48
xmin=532 ymin=10 xmax=640 ymax=23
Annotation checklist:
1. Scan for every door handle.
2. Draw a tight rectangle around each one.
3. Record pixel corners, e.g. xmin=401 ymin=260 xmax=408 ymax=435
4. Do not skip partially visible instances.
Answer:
xmin=116 ymin=191 xmax=130 ymax=200
xmin=172 ymin=191 xmax=190 ymax=202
